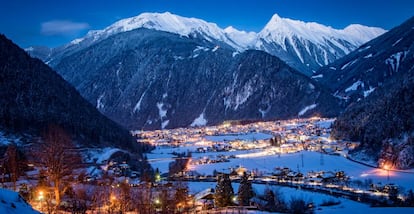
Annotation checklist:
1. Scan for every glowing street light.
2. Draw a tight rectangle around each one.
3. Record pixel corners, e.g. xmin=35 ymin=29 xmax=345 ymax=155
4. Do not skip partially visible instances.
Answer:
xmin=37 ymin=190 xmax=44 ymax=212
xmin=383 ymin=164 xmax=391 ymax=181
xmin=38 ymin=190 xmax=44 ymax=200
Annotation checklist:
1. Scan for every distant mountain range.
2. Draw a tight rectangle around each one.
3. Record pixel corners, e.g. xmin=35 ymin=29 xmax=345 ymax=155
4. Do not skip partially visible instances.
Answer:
xmin=0 ymin=34 xmax=142 ymax=152
xmin=325 ymin=16 xmax=414 ymax=168
xmin=25 ymin=12 xmax=385 ymax=130
xmin=27 ymin=12 xmax=384 ymax=75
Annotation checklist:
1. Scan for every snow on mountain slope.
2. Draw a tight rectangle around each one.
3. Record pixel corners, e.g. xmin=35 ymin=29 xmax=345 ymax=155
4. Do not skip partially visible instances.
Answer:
xmin=255 ymin=14 xmax=386 ymax=74
xmin=258 ymin=14 xmax=384 ymax=49
xmin=73 ymin=12 xmax=384 ymax=55
xmin=82 ymin=12 xmax=242 ymax=49
xmin=28 ymin=12 xmax=385 ymax=76
xmin=224 ymin=26 xmax=257 ymax=48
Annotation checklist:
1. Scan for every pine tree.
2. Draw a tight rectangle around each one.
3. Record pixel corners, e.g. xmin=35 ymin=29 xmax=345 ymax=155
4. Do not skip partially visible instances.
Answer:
xmin=406 ymin=189 xmax=414 ymax=206
xmin=237 ymin=172 xmax=254 ymax=206
xmin=214 ymin=173 xmax=234 ymax=207
xmin=264 ymin=188 xmax=276 ymax=212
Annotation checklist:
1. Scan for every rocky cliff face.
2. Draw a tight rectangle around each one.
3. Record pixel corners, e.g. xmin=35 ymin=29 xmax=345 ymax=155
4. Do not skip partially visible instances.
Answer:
xmin=50 ymin=28 xmax=339 ymax=130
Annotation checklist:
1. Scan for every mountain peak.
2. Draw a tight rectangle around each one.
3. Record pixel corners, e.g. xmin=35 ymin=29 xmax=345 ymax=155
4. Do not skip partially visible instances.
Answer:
xmin=105 ymin=11 xmax=212 ymax=36
xmin=260 ymin=13 xmax=385 ymax=45
xmin=342 ymin=24 xmax=386 ymax=43
xmin=79 ymin=11 xmax=243 ymax=50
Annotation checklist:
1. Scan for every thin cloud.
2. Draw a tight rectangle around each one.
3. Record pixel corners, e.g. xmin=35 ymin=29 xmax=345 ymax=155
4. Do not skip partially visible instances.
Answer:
xmin=41 ymin=20 xmax=90 ymax=36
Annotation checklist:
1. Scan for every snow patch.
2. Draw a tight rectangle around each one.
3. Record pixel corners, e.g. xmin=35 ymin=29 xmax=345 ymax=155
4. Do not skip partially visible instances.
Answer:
xmin=212 ymin=45 xmax=220 ymax=52
xmin=70 ymin=38 xmax=84 ymax=45
xmin=24 ymin=47 xmax=34 ymax=52
xmin=192 ymin=54 xmax=199 ymax=58
xmin=193 ymin=46 xmax=209 ymax=52
xmin=393 ymin=38 xmax=403 ymax=46
xmin=234 ymin=83 xmax=253 ymax=110
xmin=161 ymin=120 xmax=169 ymax=129
xmin=157 ymin=102 xmax=167 ymax=119
xmin=96 ymin=93 xmax=105 ymax=109
xmin=191 ymin=113 xmax=207 ymax=127
xmin=85 ymin=148 xmax=121 ymax=164
xmin=298 ymin=104 xmax=317 ymax=116
xmin=258 ymin=105 xmax=271 ymax=118
xmin=329 ymin=67 xmax=337 ymax=70
xmin=385 ymin=51 xmax=407 ymax=72
xmin=358 ymin=45 xmax=371 ymax=52
xmin=308 ymin=83 xmax=315 ymax=90
xmin=232 ymin=51 xmax=239 ymax=57
xmin=363 ymin=87 xmax=376 ymax=97
xmin=311 ymin=74 xmax=323 ymax=79
xmin=133 ymin=85 xmax=151 ymax=113
xmin=341 ymin=59 xmax=358 ymax=70
xmin=173 ymin=56 xmax=184 ymax=60
xmin=363 ymin=53 xmax=373 ymax=58
xmin=345 ymin=80 xmax=364 ymax=92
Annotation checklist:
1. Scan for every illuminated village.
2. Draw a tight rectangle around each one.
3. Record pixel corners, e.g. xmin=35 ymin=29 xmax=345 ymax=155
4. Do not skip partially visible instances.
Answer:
xmin=2 ymin=117 xmax=414 ymax=213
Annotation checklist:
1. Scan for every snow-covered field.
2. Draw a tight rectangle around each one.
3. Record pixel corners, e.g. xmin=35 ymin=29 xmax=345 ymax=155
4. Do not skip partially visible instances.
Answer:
xmin=149 ymin=147 xmax=414 ymax=191
xmin=187 ymin=182 xmax=413 ymax=214
xmin=205 ymin=132 xmax=273 ymax=142
xmin=147 ymin=132 xmax=414 ymax=213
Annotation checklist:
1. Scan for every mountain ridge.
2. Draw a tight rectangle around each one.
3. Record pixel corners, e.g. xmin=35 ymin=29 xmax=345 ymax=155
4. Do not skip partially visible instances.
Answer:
xmin=27 ymin=12 xmax=385 ymax=75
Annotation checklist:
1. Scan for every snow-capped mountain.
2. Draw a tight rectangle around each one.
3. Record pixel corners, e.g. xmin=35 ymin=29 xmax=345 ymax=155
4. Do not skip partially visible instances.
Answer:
xmin=254 ymin=14 xmax=385 ymax=74
xmin=27 ymin=12 xmax=384 ymax=75
xmin=48 ymin=28 xmax=340 ymax=130
xmin=82 ymin=12 xmax=241 ymax=49
xmin=22 ymin=12 xmax=387 ymax=130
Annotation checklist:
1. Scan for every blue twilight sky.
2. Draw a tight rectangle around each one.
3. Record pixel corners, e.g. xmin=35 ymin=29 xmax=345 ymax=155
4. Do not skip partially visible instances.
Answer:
xmin=0 ymin=0 xmax=413 ymax=48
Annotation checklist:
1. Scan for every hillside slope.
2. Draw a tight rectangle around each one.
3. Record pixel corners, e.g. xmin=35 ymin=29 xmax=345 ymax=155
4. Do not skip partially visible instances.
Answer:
xmin=0 ymin=34 xmax=140 ymax=152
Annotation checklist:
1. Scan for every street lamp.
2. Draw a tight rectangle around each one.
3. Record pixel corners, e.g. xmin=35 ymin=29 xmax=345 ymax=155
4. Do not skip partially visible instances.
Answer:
xmin=38 ymin=190 xmax=44 ymax=212
xmin=383 ymin=164 xmax=390 ymax=181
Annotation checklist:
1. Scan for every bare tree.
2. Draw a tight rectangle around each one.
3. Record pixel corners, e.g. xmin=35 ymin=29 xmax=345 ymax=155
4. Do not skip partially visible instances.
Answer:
xmin=35 ymin=124 xmax=81 ymax=210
